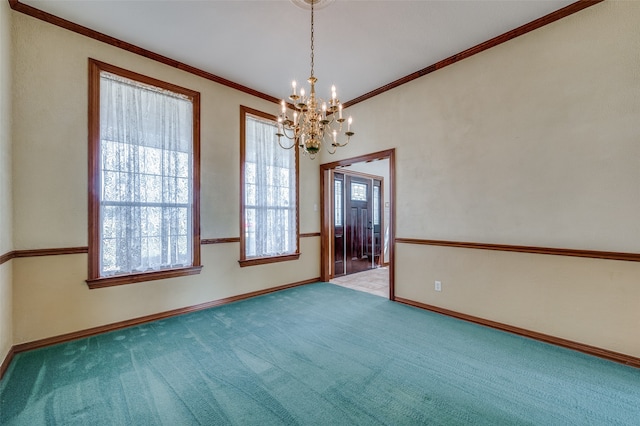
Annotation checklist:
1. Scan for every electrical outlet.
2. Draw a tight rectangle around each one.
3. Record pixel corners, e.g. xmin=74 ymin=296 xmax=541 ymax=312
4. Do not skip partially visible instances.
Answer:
xmin=435 ymin=281 xmax=442 ymax=292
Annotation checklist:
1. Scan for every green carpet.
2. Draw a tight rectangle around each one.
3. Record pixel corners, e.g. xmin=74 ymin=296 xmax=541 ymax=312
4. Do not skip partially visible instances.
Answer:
xmin=1 ymin=283 xmax=639 ymax=425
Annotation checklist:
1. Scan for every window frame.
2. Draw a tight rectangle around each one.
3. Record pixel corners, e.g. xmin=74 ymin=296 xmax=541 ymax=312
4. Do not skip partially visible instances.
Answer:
xmin=239 ymin=106 xmax=300 ymax=267
xmin=87 ymin=59 xmax=202 ymax=288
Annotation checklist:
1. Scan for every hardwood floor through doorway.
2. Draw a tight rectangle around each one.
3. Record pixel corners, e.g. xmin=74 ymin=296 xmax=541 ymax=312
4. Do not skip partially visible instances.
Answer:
xmin=330 ymin=267 xmax=389 ymax=298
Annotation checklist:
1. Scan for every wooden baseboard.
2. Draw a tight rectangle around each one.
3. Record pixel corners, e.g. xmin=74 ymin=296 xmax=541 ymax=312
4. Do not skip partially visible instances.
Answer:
xmin=6 ymin=278 xmax=319 ymax=371
xmin=7 ymin=280 xmax=634 ymax=381
xmin=0 ymin=346 xmax=15 ymax=380
xmin=395 ymin=297 xmax=640 ymax=369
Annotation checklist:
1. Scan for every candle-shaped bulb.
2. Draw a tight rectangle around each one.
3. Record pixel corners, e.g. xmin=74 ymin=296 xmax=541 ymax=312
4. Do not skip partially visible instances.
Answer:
xmin=333 ymin=130 xmax=337 ymax=142
xmin=281 ymin=100 xmax=286 ymax=114
xmin=300 ymin=88 xmax=305 ymax=98
xmin=293 ymin=111 xmax=298 ymax=124
xmin=292 ymin=80 xmax=297 ymax=95
xmin=348 ymin=116 xmax=352 ymax=131
xmin=331 ymin=85 xmax=336 ymax=100
xmin=338 ymin=104 xmax=343 ymax=119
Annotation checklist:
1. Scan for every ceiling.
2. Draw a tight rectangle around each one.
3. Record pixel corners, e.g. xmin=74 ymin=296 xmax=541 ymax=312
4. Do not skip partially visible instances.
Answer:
xmin=20 ymin=0 xmax=576 ymax=104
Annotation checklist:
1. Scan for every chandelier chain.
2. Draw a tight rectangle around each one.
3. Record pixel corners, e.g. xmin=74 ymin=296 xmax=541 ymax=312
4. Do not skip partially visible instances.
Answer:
xmin=276 ymin=0 xmax=354 ymax=159
xmin=310 ymin=0 xmax=314 ymax=77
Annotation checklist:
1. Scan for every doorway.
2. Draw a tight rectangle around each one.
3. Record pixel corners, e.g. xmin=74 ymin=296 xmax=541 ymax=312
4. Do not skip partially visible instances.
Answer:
xmin=320 ymin=149 xmax=395 ymax=300
xmin=333 ymin=172 xmax=383 ymax=277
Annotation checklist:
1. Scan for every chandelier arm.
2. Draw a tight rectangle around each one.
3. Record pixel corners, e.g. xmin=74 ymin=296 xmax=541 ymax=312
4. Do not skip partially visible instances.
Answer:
xmin=277 ymin=135 xmax=297 ymax=150
xmin=282 ymin=126 xmax=297 ymax=140
xmin=325 ymin=141 xmax=337 ymax=155
xmin=334 ymin=135 xmax=351 ymax=148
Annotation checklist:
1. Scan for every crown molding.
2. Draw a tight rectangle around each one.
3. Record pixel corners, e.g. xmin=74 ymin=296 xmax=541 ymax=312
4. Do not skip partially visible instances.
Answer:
xmin=9 ymin=0 xmax=604 ymax=107
xmin=343 ymin=0 xmax=605 ymax=107
xmin=8 ymin=0 xmax=280 ymax=104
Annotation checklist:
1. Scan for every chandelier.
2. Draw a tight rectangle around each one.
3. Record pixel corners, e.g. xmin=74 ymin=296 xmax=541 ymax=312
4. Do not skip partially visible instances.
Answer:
xmin=276 ymin=0 xmax=354 ymax=159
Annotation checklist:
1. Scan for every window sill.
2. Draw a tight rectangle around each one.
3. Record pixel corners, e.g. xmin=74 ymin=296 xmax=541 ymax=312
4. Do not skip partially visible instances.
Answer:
xmin=86 ymin=265 xmax=203 ymax=289
xmin=238 ymin=253 xmax=300 ymax=267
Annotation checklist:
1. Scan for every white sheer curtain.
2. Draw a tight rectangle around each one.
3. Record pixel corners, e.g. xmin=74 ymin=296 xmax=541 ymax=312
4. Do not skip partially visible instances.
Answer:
xmin=99 ymin=72 xmax=193 ymax=276
xmin=244 ymin=114 xmax=297 ymax=257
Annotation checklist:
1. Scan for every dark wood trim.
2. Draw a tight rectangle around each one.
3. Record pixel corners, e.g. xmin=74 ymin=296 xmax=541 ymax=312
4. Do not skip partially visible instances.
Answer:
xmin=334 ymin=168 xmax=383 ymax=183
xmin=9 ymin=0 xmax=601 ymax=109
xmin=395 ymin=297 xmax=640 ymax=369
xmin=320 ymin=149 xmax=396 ymax=300
xmin=192 ymin=90 xmax=202 ymax=268
xmin=343 ymin=0 xmax=605 ymax=107
xmin=320 ymin=168 xmax=331 ymax=281
xmin=3 ymin=284 xmax=636 ymax=379
xmin=90 ymin=59 xmax=202 ymax=101
xmin=389 ymin=150 xmax=396 ymax=300
xmin=239 ymin=106 xmax=300 ymax=266
xmin=12 ymin=277 xmax=319 ymax=355
xmin=295 ymin=123 xmax=301 ymax=264
xmin=395 ymin=238 xmax=640 ymax=263
xmin=0 ymin=243 xmax=268 ymax=265
xmin=321 ymin=149 xmax=396 ymax=171
xmin=300 ymin=232 xmax=321 ymax=238
xmin=10 ymin=0 xmax=603 ymax=111
xmin=88 ymin=59 xmax=101 ymax=280
xmin=201 ymin=237 xmax=241 ymax=245
xmin=87 ymin=266 xmax=203 ymax=289
xmin=14 ymin=247 xmax=89 ymax=258
xmin=0 ymin=346 xmax=15 ymax=381
xmin=9 ymin=0 xmax=279 ymax=104
xmin=87 ymin=59 xmax=202 ymax=285
xmin=239 ymin=106 xmax=249 ymax=261
xmin=0 ymin=251 xmax=14 ymax=265
xmin=2 ymin=247 xmax=91 ymax=264
xmin=238 ymin=253 xmax=301 ymax=268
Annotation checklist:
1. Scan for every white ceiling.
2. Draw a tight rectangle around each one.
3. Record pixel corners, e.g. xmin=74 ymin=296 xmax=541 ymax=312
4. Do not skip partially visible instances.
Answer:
xmin=21 ymin=0 xmax=575 ymax=103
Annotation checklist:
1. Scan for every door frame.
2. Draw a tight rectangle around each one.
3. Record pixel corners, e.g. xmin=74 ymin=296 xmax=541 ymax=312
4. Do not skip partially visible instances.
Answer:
xmin=320 ymin=149 xmax=396 ymax=300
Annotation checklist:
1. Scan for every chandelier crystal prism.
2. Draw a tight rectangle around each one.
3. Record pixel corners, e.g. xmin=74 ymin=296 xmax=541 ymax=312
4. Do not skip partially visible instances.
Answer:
xmin=276 ymin=0 xmax=354 ymax=159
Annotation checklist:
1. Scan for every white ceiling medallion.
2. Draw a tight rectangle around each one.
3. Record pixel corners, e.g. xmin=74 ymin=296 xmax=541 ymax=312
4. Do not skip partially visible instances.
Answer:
xmin=290 ymin=0 xmax=335 ymax=11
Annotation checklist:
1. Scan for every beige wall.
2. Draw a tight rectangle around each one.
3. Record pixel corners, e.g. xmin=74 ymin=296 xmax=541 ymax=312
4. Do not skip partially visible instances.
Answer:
xmin=10 ymin=12 xmax=321 ymax=343
xmin=329 ymin=1 xmax=640 ymax=357
xmin=0 ymin=0 xmax=14 ymax=364
xmin=6 ymin=0 xmax=640 ymax=360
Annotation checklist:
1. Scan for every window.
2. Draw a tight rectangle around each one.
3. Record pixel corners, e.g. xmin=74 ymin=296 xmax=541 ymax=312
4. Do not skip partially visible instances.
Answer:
xmin=351 ymin=182 xmax=368 ymax=201
xmin=334 ymin=178 xmax=343 ymax=227
xmin=239 ymin=106 xmax=299 ymax=266
xmin=87 ymin=59 xmax=201 ymax=288
xmin=373 ymin=185 xmax=380 ymax=226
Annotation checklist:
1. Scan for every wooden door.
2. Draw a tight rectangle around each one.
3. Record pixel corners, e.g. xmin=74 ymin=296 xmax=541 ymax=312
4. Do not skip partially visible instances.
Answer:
xmin=333 ymin=172 xmax=383 ymax=277
xmin=345 ymin=175 xmax=373 ymax=274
